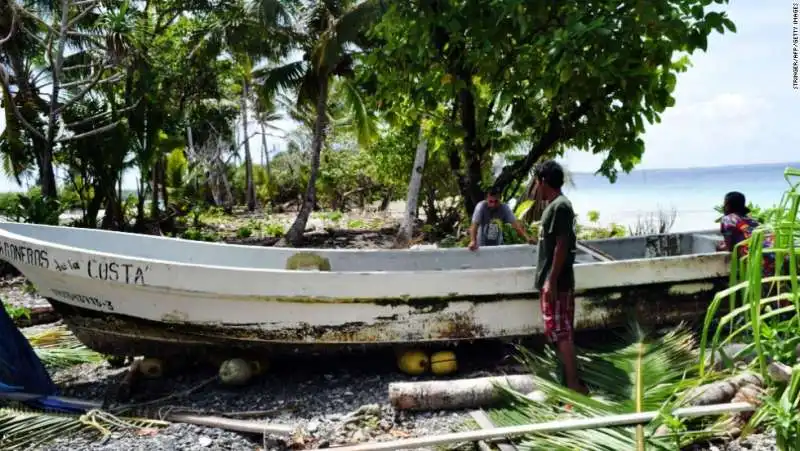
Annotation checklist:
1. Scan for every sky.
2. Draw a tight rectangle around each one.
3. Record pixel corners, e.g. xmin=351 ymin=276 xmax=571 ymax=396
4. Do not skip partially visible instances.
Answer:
xmin=0 ymin=0 xmax=795 ymax=192
xmin=562 ymin=0 xmax=798 ymax=173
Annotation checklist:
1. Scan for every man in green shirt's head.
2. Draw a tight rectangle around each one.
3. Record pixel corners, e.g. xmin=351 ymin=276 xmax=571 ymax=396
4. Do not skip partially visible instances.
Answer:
xmin=533 ymin=160 xmax=585 ymax=395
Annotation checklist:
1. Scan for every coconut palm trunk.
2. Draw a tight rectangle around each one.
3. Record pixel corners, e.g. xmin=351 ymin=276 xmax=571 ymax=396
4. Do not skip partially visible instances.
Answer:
xmin=241 ymin=78 xmax=256 ymax=211
xmin=284 ymin=76 xmax=329 ymax=246
xmin=394 ymin=126 xmax=428 ymax=248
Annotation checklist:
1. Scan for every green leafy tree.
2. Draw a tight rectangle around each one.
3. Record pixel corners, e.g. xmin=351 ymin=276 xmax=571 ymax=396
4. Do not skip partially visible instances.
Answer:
xmin=366 ymin=0 xmax=736 ymax=215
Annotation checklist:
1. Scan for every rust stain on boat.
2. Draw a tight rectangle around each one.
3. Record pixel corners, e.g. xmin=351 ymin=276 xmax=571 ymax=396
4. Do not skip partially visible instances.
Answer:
xmin=434 ymin=311 xmax=488 ymax=339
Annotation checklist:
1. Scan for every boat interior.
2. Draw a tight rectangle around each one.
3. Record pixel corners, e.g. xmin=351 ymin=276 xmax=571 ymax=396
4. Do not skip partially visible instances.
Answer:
xmin=0 ymin=222 xmax=724 ymax=272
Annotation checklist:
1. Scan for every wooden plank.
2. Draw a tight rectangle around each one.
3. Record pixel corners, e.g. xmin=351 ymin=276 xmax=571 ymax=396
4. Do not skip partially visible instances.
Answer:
xmin=576 ymin=242 xmax=615 ymax=262
xmin=469 ymin=410 xmax=518 ymax=451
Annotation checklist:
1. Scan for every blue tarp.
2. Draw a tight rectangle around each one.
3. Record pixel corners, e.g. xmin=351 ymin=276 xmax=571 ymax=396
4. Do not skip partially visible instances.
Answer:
xmin=0 ymin=302 xmax=85 ymax=413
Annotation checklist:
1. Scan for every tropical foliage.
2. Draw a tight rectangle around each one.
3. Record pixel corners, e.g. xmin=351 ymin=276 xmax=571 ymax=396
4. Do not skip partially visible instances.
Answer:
xmin=0 ymin=1 xmax=754 ymax=445
xmin=0 ymin=0 xmax=735 ymax=245
xmin=489 ymin=324 xmax=727 ymax=450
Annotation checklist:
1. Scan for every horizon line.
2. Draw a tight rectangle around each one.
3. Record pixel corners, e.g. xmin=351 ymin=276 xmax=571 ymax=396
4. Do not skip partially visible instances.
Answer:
xmin=568 ymin=160 xmax=800 ymax=176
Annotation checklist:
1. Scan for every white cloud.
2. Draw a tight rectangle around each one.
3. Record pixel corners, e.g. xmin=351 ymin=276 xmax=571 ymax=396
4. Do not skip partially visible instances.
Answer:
xmin=688 ymin=93 xmax=766 ymax=120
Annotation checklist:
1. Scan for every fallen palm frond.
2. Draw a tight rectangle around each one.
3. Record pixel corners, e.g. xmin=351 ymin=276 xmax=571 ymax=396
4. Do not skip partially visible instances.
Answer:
xmin=0 ymin=406 xmax=169 ymax=450
xmin=22 ymin=325 xmax=104 ymax=369
xmin=487 ymin=323 xmax=732 ymax=450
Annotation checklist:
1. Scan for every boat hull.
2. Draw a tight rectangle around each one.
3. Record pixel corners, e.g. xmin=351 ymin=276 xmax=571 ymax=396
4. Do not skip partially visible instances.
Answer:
xmin=0 ymin=222 xmax=732 ymax=357
xmin=43 ymin=276 xmax=729 ymax=358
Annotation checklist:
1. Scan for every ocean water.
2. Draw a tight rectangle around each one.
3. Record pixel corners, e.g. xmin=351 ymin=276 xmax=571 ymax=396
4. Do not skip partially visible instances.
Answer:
xmin=561 ymin=162 xmax=800 ymax=233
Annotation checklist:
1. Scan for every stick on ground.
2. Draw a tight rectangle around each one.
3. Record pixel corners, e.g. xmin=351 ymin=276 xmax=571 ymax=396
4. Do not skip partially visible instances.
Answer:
xmin=330 ymin=402 xmax=756 ymax=451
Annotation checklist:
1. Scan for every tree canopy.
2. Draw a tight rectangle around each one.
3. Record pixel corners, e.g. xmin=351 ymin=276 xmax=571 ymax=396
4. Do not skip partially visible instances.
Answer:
xmin=0 ymin=0 xmax=737 ymax=239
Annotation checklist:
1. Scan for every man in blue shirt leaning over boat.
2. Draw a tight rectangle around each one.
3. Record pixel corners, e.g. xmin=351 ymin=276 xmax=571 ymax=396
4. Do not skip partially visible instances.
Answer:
xmin=468 ymin=186 xmax=533 ymax=250
xmin=533 ymin=159 xmax=588 ymax=395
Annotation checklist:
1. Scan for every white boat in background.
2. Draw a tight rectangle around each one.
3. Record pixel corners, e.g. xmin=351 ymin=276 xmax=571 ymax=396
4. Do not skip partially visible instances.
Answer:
xmin=0 ymin=221 xmax=730 ymax=359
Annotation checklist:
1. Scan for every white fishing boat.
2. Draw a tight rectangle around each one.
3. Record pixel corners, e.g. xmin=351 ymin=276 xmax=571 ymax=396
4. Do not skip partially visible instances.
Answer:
xmin=0 ymin=221 xmax=730 ymax=359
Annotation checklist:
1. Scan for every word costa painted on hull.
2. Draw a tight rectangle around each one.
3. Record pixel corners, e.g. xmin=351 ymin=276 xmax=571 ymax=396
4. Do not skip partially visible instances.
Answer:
xmin=51 ymin=289 xmax=114 ymax=312
xmin=0 ymin=240 xmax=49 ymax=268
xmin=86 ymin=259 xmax=149 ymax=285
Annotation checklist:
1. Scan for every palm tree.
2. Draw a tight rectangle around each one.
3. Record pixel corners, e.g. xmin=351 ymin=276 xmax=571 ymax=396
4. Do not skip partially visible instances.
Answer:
xmin=236 ymin=54 xmax=258 ymax=211
xmin=189 ymin=0 xmax=297 ymax=212
xmin=257 ymin=0 xmax=380 ymax=246
xmin=252 ymin=95 xmax=283 ymax=204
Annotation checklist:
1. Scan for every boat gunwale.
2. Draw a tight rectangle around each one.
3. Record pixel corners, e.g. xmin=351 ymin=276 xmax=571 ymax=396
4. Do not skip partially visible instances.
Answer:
xmin=0 ymin=224 xmax=728 ymax=277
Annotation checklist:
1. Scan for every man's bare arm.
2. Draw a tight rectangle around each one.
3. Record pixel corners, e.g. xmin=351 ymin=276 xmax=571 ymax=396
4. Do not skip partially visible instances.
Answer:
xmin=512 ymin=220 xmax=532 ymax=242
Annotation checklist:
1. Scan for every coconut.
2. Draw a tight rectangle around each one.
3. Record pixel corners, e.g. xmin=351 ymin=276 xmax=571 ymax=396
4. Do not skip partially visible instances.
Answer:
xmin=219 ymin=358 xmax=254 ymax=385
xmin=397 ymin=349 xmax=429 ymax=376
xmin=429 ymin=351 xmax=458 ymax=376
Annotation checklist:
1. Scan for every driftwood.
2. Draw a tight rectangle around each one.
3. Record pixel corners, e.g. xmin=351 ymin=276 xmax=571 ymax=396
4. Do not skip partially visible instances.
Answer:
xmin=332 ymin=402 xmax=756 ymax=451
xmin=654 ymin=372 xmax=764 ymax=438
xmin=389 ymin=375 xmax=536 ymax=411
xmin=682 ymin=372 xmax=763 ymax=407
xmin=109 ymin=358 xmax=141 ymax=404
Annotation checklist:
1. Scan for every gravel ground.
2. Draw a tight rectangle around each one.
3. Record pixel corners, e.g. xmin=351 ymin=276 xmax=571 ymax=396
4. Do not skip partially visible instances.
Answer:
xmin=1 ymin=275 xmax=51 ymax=310
xmin=22 ymin=340 xmax=783 ymax=451
xmin=23 ymin=341 xmax=518 ymax=451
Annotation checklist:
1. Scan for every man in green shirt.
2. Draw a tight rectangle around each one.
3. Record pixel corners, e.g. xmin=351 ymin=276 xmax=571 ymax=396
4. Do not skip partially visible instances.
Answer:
xmin=533 ymin=160 xmax=586 ymax=394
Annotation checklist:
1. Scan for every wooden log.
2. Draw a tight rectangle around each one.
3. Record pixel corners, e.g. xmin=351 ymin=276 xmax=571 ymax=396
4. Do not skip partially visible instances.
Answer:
xmin=113 ymin=358 xmax=142 ymax=403
xmin=655 ymin=373 xmax=764 ymax=437
xmin=682 ymin=372 xmax=763 ymax=407
xmin=389 ymin=375 xmax=536 ymax=411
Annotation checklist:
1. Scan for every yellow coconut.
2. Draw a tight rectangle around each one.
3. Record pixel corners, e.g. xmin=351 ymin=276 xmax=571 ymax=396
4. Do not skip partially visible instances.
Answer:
xmin=430 ymin=351 xmax=458 ymax=376
xmin=219 ymin=358 xmax=253 ymax=385
xmin=139 ymin=358 xmax=164 ymax=379
xmin=397 ymin=350 xmax=429 ymax=375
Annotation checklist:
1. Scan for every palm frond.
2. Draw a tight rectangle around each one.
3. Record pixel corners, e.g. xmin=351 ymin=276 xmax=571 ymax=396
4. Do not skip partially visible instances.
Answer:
xmin=488 ymin=324 xmax=721 ymax=450
xmin=254 ymin=60 xmax=308 ymax=100
xmin=23 ymin=325 xmax=104 ymax=370
xmin=338 ymin=78 xmax=376 ymax=146
xmin=0 ymin=406 xmax=168 ymax=450
xmin=330 ymin=0 xmax=380 ymax=47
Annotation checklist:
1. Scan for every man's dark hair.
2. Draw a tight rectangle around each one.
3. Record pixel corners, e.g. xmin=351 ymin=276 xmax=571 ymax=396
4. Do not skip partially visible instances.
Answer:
xmin=724 ymin=191 xmax=751 ymax=216
xmin=486 ymin=186 xmax=502 ymax=197
xmin=534 ymin=160 xmax=565 ymax=189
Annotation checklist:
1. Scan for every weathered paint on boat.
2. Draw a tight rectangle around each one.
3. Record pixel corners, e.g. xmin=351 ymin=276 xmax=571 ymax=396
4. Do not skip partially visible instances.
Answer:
xmin=0 ymin=222 xmax=731 ymax=358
